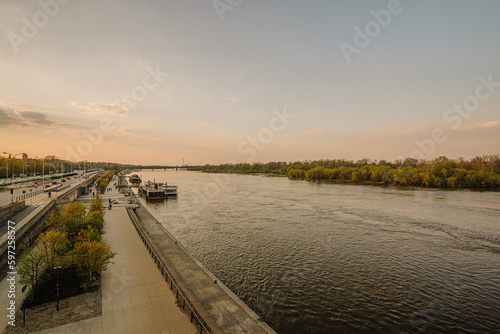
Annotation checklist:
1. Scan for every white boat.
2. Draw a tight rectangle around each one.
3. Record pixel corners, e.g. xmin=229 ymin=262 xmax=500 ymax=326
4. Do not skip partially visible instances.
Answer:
xmin=163 ymin=184 xmax=178 ymax=196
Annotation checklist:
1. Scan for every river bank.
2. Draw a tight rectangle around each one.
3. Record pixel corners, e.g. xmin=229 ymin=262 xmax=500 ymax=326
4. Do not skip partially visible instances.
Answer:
xmin=200 ymin=158 xmax=500 ymax=189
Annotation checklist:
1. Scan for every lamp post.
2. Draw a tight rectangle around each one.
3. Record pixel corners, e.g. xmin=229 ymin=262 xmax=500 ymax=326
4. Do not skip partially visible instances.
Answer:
xmin=34 ymin=157 xmax=45 ymax=187
xmin=39 ymin=157 xmax=45 ymax=188
xmin=3 ymin=152 xmax=27 ymax=204
xmin=53 ymin=266 xmax=62 ymax=311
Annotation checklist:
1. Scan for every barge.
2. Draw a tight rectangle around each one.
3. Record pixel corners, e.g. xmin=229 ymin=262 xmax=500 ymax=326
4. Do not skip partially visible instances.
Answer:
xmin=129 ymin=174 xmax=142 ymax=187
xmin=138 ymin=182 xmax=167 ymax=200
xmin=138 ymin=181 xmax=179 ymax=200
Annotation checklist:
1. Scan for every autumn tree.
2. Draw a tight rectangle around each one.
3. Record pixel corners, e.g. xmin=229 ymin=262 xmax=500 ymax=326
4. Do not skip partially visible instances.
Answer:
xmin=72 ymin=240 xmax=116 ymax=287
xmin=89 ymin=193 xmax=104 ymax=214
xmin=36 ymin=230 xmax=70 ymax=268
xmin=49 ymin=201 xmax=87 ymax=241
xmin=18 ymin=246 xmax=46 ymax=298
xmin=76 ymin=228 xmax=101 ymax=243
xmin=83 ymin=211 xmax=105 ymax=234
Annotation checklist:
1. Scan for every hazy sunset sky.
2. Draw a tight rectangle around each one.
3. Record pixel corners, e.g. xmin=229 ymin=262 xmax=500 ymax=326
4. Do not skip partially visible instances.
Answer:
xmin=1 ymin=0 xmax=499 ymax=165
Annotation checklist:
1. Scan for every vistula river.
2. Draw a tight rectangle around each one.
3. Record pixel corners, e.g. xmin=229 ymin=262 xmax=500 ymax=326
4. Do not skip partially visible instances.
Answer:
xmin=135 ymin=170 xmax=499 ymax=333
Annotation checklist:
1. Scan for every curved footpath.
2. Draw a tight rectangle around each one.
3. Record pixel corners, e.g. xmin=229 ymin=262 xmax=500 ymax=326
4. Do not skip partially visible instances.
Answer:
xmin=122 ymin=176 xmax=276 ymax=334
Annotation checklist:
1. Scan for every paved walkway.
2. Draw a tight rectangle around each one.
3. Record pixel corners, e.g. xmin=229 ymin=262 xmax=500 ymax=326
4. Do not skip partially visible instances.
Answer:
xmin=29 ymin=179 xmax=197 ymax=333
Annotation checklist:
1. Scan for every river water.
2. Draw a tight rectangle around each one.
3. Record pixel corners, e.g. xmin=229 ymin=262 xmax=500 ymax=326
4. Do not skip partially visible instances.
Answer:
xmin=136 ymin=170 xmax=500 ymax=333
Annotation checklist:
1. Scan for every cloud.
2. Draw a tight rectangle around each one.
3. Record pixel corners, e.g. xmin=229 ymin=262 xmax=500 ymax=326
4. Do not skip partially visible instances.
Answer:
xmin=71 ymin=101 xmax=130 ymax=117
xmin=14 ymin=110 xmax=61 ymax=126
xmin=0 ymin=100 xmax=16 ymax=108
xmin=0 ymin=109 xmax=25 ymax=127
xmin=453 ymin=120 xmax=500 ymax=131
xmin=225 ymin=97 xmax=241 ymax=104
xmin=195 ymin=119 xmax=215 ymax=127
xmin=399 ymin=125 xmax=429 ymax=134
xmin=0 ymin=109 xmax=62 ymax=128
xmin=301 ymin=128 xmax=324 ymax=139
xmin=116 ymin=126 xmax=135 ymax=133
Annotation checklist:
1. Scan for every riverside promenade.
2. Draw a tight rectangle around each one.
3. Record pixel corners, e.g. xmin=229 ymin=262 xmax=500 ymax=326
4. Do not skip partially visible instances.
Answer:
xmin=29 ymin=180 xmax=197 ymax=333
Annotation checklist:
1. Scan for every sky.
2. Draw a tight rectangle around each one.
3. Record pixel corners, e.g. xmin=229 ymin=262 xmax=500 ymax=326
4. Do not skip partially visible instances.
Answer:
xmin=0 ymin=0 xmax=499 ymax=165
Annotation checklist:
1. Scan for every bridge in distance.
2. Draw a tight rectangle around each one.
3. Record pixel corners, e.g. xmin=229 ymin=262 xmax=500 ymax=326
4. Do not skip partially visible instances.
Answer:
xmin=136 ymin=165 xmax=202 ymax=171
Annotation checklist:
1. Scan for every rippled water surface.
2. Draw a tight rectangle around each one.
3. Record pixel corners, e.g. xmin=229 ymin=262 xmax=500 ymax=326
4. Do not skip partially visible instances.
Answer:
xmin=136 ymin=170 xmax=500 ymax=333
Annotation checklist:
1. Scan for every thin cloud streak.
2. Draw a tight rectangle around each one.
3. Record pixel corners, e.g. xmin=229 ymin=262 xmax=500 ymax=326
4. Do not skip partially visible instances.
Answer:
xmin=71 ymin=101 xmax=131 ymax=117
xmin=301 ymin=128 xmax=325 ymax=139
xmin=454 ymin=120 xmax=500 ymax=131
xmin=225 ymin=97 xmax=241 ymax=104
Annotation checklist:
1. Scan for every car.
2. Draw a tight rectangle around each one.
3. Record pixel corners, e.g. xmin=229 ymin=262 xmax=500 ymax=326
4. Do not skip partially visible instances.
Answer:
xmin=61 ymin=179 xmax=66 ymax=182
xmin=0 ymin=181 xmax=5 ymax=186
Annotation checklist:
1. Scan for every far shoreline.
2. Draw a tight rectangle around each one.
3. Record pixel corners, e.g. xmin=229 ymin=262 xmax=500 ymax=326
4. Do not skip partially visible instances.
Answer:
xmin=199 ymin=170 xmax=500 ymax=193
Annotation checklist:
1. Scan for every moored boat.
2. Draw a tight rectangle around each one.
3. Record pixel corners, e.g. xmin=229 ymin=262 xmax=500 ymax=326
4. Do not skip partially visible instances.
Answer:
xmin=129 ymin=174 xmax=142 ymax=187
xmin=138 ymin=181 xmax=167 ymax=200
xmin=164 ymin=184 xmax=178 ymax=196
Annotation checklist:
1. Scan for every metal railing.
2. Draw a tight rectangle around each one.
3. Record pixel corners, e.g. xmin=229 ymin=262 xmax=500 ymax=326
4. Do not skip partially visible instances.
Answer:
xmin=126 ymin=207 xmax=213 ymax=334
xmin=14 ymin=188 xmax=46 ymax=202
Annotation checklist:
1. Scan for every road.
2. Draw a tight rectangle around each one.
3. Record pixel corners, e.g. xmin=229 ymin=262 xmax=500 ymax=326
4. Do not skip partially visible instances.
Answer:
xmin=0 ymin=172 xmax=99 ymax=237
xmin=0 ymin=175 xmax=83 ymax=207
xmin=0 ymin=205 xmax=38 ymax=236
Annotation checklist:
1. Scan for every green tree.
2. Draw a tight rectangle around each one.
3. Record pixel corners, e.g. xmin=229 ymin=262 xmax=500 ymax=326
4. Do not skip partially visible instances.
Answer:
xmin=76 ymin=227 xmax=101 ymax=243
xmin=72 ymin=240 xmax=116 ymax=287
xmin=36 ymin=230 xmax=70 ymax=268
xmin=18 ymin=246 xmax=46 ymax=298
xmin=50 ymin=201 xmax=87 ymax=240
xmin=83 ymin=211 xmax=105 ymax=233
xmin=89 ymin=193 xmax=104 ymax=214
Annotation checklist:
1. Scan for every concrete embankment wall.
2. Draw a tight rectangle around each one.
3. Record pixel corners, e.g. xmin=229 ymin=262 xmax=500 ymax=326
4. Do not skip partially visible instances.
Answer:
xmin=121 ymin=176 xmax=275 ymax=334
xmin=0 ymin=200 xmax=56 ymax=271
xmin=0 ymin=201 xmax=25 ymax=226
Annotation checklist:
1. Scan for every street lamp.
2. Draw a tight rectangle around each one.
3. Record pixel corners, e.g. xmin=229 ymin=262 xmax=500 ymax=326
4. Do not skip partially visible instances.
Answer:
xmin=33 ymin=156 xmax=44 ymax=185
xmin=3 ymin=152 xmax=27 ymax=204
xmin=53 ymin=266 xmax=62 ymax=311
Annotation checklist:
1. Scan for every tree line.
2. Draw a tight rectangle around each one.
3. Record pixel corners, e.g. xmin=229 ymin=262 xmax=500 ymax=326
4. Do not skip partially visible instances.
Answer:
xmin=201 ymin=155 xmax=500 ymax=189
xmin=95 ymin=171 xmax=116 ymax=193
xmin=0 ymin=154 xmax=126 ymax=179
